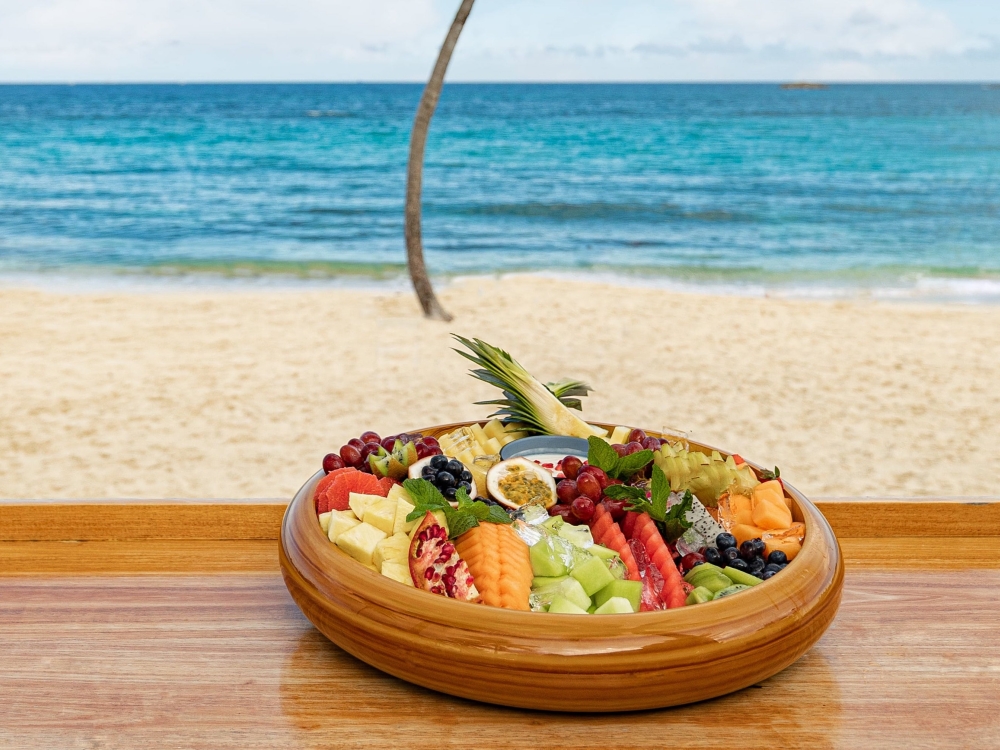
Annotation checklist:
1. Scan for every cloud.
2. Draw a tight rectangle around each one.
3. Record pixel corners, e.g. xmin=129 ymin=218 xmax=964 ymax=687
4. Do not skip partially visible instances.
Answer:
xmin=0 ymin=0 xmax=997 ymax=81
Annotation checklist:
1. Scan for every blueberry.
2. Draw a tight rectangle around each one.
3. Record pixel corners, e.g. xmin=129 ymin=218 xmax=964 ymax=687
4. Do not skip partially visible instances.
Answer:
xmin=749 ymin=557 xmax=766 ymax=574
xmin=435 ymin=471 xmax=456 ymax=489
xmin=716 ymin=533 xmax=737 ymax=551
xmin=751 ymin=538 xmax=766 ymax=557
xmin=720 ymin=546 xmax=740 ymax=566
xmin=430 ymin=455 xmax=449 ymax=470
xmin=703 ymin=547 xmax=723 ymax=566
xmin=458 ymin=481 xmax=473 ymax=494
xmin=778 ymin=563 xmax=787 ymax=570
xmin=459 ymin=470 xmax=473 ymax=483
xmin=443 ymin=486 xmax=457 ymax=500
xmin=739 ymin=540 xmax=757 ymax=561
xmin=729 ymin=558 xmax=750 ymax=573
xmin=767 ymin=550 xmax=788 ymax=566
xmin=421 ymin=464 xmax=437 ymax=478
xmin=445 ymin=459 xmax=465 ymax=475
xmin=762 ymin=570 xmax=778 ymax=580
xmin=764 ymin=563 xmax=782 ymax=575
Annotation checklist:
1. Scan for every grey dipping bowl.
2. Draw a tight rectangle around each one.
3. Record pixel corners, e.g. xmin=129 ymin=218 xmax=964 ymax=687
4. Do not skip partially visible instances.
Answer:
xmin=499 ymin=435 xmax=590 ymax=461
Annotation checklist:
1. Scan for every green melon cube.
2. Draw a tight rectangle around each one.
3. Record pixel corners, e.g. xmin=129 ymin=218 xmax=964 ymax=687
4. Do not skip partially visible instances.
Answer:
xmin=594 ymin=596 xmax=634 ymax=615
xmin=547 ymin=596 xmax=589 ymax=615
xmin=570 ymin=555 xmax=615 ymax=596
xmin=593 ymin=579 xmax=642 ymax=613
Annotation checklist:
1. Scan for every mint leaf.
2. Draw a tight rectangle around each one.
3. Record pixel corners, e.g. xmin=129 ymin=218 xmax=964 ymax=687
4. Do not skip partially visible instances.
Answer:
xmin=603 ymin=484 xmax=646 ymax=502
xmin=587 ymin=436 xmax=620 ymax=475
xmin=403 ymin=478 xmax=448 ymax=509
xmin=649 ymin=464 xmax=669 ymax=520
xmin=404 ymin=480 xmax=512 ymax=535
xmin=660 ymin=490 xmax=694 ymax=543
xmin=446 ymin=513 xmax=479 ymax=539
xmin=485 ymin=505 xmax=513 ymax=525
xmin=617 ymin=449 xmax=653 ymax=478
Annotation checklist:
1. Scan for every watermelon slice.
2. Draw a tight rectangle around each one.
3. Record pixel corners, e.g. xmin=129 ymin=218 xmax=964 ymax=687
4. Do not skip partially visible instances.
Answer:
xmin=634 ymin=513 xmax=686 ymax=608
xmin=326 ymin=470 xmax=388 ymax=512
xmin=628 ymin=538 xmax=667 ymax=611
xmin=596 ymin=523 xmax=640 ymax=582
xmin=590 ymin=503 xmax=615 ymax=541
xmin=622 ymin=510 xmax=640 ymax=540
xmin=314 ymin=468 xmax=355 ymax=513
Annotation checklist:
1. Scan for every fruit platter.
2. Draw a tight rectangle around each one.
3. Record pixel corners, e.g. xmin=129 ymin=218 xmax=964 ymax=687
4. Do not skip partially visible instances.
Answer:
xmin=279 ymin=337 xmax=843 ymax=711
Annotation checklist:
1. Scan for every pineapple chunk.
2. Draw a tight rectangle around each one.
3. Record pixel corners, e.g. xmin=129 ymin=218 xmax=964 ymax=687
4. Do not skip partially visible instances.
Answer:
xmin=363 ymin=498 xmax=398 ymax=535
xmin=335 ymin=522 xmax=387 ymax=567
xmin=469 ymin=464 xmax=488 ymax=497
xmin=327 ymin=510 xmax=360 ymax=543
xmin=348 ymin=492 xmax=383 ymax=521
xmin=381 ymin=561 xmax=413 ymax=586
xmin=470 ymin=423 xmax=489 ymax=447
xmin=391 ymin=497 xmax=416 ymax=536
xmin=456 ymin=448 xmax=476 ymax=466
xmin=482 ymin=419 xmax=505 ymax=440
xmin=483 ymin=437 xmax=502 ymax=455
xmin=374 ymin=532 xmax=411 ymax=570
xmin=609 ymin=425 xmax=632 ymax=444
xmin=498 ymin=433 xmax=515 ymax=446
xmin=318 ymin=511 xmax=332 ymax=535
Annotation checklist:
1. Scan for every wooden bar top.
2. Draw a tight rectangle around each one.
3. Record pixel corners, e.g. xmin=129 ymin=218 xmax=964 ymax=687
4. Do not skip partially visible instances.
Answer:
xmin=2 ymin=497 xmax=999 ymax=749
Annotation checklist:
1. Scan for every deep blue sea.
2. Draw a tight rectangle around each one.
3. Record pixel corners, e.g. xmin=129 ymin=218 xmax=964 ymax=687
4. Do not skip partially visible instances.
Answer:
xmin=2 ymin=83 xmax=1000 ymax=300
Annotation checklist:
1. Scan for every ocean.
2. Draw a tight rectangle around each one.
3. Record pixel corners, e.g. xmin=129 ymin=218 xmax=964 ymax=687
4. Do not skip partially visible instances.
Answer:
xmin=2 ymin=83 xmax=1000 ymax=301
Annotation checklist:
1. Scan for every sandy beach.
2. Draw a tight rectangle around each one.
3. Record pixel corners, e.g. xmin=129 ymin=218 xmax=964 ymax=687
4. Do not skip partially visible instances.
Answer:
xmin=1 ymin=275 xmax=998 ymax=499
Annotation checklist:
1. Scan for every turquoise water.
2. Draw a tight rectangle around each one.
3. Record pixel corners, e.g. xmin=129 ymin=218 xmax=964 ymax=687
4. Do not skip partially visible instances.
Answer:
xmin=2 ymin=83 xmax=1000 ymax=299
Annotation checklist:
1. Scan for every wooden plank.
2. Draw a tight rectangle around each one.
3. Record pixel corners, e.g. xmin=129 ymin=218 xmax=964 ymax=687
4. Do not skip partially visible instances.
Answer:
xmin=0 ymin=570 xmax=996 ymax=748
xmin=2 ymin=497 xmax=998 ymax=541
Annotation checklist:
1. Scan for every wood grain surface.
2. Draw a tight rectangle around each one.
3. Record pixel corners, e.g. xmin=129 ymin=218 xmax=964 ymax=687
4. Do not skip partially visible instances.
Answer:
xmin=3 ymin=496 xmax=997 ymax=540
xmin=1 ymin=568 xmax=997 ymax=749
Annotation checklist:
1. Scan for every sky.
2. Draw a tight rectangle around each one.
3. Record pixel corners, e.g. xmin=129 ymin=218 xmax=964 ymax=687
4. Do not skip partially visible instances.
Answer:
xmin=1 ymin=0 xmax=998 ymax=83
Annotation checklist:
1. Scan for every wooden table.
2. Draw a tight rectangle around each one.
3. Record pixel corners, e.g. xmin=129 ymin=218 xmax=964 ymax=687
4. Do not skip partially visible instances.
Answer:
xmin=2 ymin=497 xmax=998 ymax=749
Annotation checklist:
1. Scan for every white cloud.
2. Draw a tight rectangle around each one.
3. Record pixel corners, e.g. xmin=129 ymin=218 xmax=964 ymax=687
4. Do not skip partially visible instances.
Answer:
xmin=0 ymin=0 xmax=996 ymax=81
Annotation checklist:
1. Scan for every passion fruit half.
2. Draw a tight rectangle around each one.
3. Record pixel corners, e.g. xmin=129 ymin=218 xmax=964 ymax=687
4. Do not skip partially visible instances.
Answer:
xmin=485 ymin=457 xmax=557 ymax=510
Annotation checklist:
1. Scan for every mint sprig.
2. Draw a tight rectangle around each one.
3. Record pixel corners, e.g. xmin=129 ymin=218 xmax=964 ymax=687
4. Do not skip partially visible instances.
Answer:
xmin=622 ymin=465 xmax=693 ymax=542
xmin=402 ymin=478 xmax=511 ymax=539
xmin=586 ymin=436 xmax=653 ymax=480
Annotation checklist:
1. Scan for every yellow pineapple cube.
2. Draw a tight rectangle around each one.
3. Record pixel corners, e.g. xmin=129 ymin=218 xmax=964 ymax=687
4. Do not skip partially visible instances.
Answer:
xmin=348 ymin=492 xmax=383 ymax=521
xmin=391 ymin=495 xmax=416 ymax=535
xmin=381 ymin=561 xmax=413 ymax=586
xmin=318 ymin=511 xmax=332 ymax=535
xmin=374 ymin=532 xmax=411 ymax=570
xmin=327 ymin=510 xmax=360 ymax=543
xmin=470 ymin=423 xmax=489 ymax=448
xmin=483 ymin=419 xmax=505 ymax=440
xmin=483 ymin=437 xmax=502 ymax=455
xmin=335 ymin=522 xmax=386 ymax=567
xmin=363 ymin=498 xmax=398 ymax=535
xmin=609 ymin=425 xmax=632 ymax=445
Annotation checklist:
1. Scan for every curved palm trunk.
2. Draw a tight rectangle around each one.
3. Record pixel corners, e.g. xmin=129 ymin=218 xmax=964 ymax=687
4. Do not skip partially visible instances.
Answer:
xmin=404 ymin=0 xmax=476 ymax=322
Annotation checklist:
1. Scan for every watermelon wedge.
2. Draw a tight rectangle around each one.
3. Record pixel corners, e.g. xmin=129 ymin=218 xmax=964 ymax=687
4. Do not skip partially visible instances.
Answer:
xmin=629 ymin=538 xmax=667 ymax=611
xmin=596 ymin=523 xmax=640 ymax=581
xmin=622 ymin=510 xmax=640 ymax=540
xmin=634 ymin=513 xmax=686 ymax=608
xmin=590 ymin=503 xmax=616 ymax=541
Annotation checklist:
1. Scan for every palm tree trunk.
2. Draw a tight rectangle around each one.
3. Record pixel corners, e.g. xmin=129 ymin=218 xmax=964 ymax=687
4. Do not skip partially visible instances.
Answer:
xmin=404 ymin=0 xmax=476 ymax=322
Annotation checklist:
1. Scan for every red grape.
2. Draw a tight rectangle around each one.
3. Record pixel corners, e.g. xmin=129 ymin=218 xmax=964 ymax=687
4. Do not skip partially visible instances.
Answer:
xmin=603 ymin=498 xmax=627 ymax=522
xmin=360 ymin=443 xmax=382 ymax=464
xmin=624 ymin=441 xmax=644 ymax=456
xmin=421 ymin=436 xmax=440 ymax=449
xmin=680 ymin=552 xmax=706 ymax=573
xmin=340 ymin=444 xmax=362 ymax=468
xmin=414 ymin=441 xmax=434 ymax=460
xmin=641 ymin=436 xmax=661 ymax=451
xmin=555 ymin=479 xmax=578 ymax=504
xmin=571 ymin=496 xmax=596 ymax=522
xmin=575 ymin=473 xmax=602 ymax=502
xmin=561 ymin=455 xmax=583 ymax=480
xmin=580 ymin=465 xmax=610 ymax=489
xmin=322 ymin=453 xmax=345 ymax=474
xmin=627 ymin=428 xmax=647 ymax=444
xmin=612 ymin=443 xmax=628 ymax=457
xmin=380 ymin=435 xmax=398 ymax=451
xmin=347 ymin=438 xmax=365 ymax=451
xmin=359 ymin=431 xmax=381 ymax=445
xmin=548 ymin=504 xmax=576 ymax=524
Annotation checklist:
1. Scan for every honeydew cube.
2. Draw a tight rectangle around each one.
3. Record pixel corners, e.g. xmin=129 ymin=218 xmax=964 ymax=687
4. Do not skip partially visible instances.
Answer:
xmin=593 ymin=596 xmax=634 ymax=615
xmin=381 ymin=561 xmax=413 ymax=586
xmin=470 ymin=423 xmax=489 ymax=448
xmin=327 ymin=510 xmax=361 ymax=544
xmin=571 ymin=555 xmax=616 ymax=596
xmin=318 ymin=511 xmax=332 ymax=535
xmin=609 ymin=425 xmax=632 ymax=445
xmin=483 ymin=437 xmax=502 ymax=455
xmin=547 ymin=596 xmax=589 ymax=615
xmin=348 ymin=492 xmax=383 ymax=521
xmin=335 ymin=522 xmax=387 ymax=568
xmin=374 ymin=532 xmax=411 ymax=570
xmin=363 ymin=498 xmax=398 ymax=535
xmin=483 ymin=419 xmax=505 ymax=440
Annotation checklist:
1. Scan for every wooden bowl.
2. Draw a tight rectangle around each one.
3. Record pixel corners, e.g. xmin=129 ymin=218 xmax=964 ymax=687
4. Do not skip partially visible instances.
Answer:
xmin=279 ymin=423 xmax=844 ymax=712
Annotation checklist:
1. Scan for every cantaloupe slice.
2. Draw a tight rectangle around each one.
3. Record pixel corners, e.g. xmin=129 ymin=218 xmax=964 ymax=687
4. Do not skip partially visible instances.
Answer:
xmin=752 ymin=497 xmax=793 ymax=530
xmin=727 ymin=494 xmax=755 ymax=526
xmin=764 ymin=536 xmax=802 ymax=562
xmin=762 ymin=522 xmax=805 ymax=561
xmin=754 ymin=480 xmax=790 ymax=511
xmin=731 ymin=523 xmax=766 ymax=547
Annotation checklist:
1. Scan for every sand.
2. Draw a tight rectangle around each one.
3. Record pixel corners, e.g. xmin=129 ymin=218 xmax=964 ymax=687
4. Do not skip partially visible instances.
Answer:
xmin=1 ymin=276 xmax=998 ymax=499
